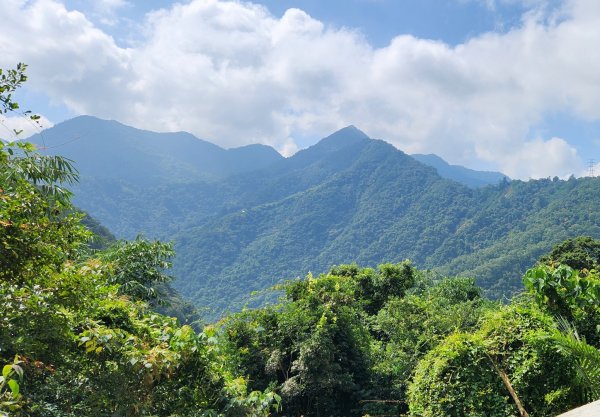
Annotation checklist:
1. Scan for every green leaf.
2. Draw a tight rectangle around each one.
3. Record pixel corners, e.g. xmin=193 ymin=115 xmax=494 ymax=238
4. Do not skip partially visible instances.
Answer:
xmin=2 ymin=365 xmax=11 ymax=379
xmin=7 ymin=379 xmax=19 ymax=397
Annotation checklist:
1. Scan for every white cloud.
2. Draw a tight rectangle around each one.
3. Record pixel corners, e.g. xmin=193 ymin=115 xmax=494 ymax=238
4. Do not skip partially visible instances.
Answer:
xmin=0 ymin=0 xmax=131 ymax=112
xmin=501 ymin=137 xmax=581 ymax=178
xmin=0 ymin=115 xmax=53 ymax=140
xmin=1 ymin=0 xmax=600 ymax=178
xmin=93 ymin=0 xmax=130 ymax=26
xmin=274 ymin=137 xmax=297 ymax=157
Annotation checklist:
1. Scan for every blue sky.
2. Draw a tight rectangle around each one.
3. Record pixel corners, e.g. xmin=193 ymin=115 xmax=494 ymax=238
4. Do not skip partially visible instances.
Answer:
xmin=62 ymin=0 xmax=553 ymax=47
xmin=2 ymin=0 xmax=600 ymax=178
xmin=257 ymin=0 xmax=528 ymax=46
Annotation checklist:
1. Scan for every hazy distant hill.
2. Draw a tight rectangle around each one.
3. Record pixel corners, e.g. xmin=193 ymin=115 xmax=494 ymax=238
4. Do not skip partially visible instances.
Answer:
xmin=33 ymin=115 xmax=283 ymax=184
xmin=412 ymin=153 xmax=507 ymax=188
xmin=32 ymin=117 xmax=600 ymax=319
xmin=32 ymin=116 xmax=283 ymax=237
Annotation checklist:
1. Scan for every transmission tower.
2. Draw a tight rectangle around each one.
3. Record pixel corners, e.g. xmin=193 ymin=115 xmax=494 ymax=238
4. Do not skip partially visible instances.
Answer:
xmin=589 ymin=159 xmax=596 ymax=177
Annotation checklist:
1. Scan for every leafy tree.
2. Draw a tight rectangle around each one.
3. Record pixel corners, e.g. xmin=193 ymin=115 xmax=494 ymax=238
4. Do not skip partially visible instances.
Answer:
xmin=0 ymin=63 xmax=41 ymax=136
xmin=222 ymin=264 xmax=488 ymax=417
xmin=408 ymin=302 xmax=579 ymax=417
xmin=539 ymin=236 xmax=600 ymax=271
xmin=0 ymin=357 xmax=24 ymax=416
xmin=551 ymin=319 xmax=600 ymax=404
xmin=368 ymin=275 xmax=486 ymax=415
xmin=524 ymin=264 xmax=600 ymax=345
xmin=0 ymin=142 xmax=85 ymax=284
xmin=352 ymin=261 xmax=415 ymax=315
xmin=99 ymin=236 xmax=175 ymax=302
xmin=223 ymin=268 xmax=374 ymax=417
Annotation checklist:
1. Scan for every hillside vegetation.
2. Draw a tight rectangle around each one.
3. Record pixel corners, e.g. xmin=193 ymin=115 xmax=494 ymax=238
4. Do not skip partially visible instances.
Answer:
xmin=33 ymin=118 xmax=600 ymax=319
xmin=170 ymin=137 xmax=600 ymax=317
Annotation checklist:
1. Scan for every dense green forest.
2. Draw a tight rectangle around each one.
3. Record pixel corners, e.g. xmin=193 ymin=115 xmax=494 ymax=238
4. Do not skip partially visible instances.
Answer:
xmin=32 ymin=115 xmax=600 ymax=320
xmin=169 ymin=143 xmax=600 ymax=318
xmin=4 ymin=64 xmax=600 ymax=416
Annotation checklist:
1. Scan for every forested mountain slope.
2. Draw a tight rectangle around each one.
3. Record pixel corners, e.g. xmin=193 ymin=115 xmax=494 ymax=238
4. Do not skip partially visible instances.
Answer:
xmin=34 ymin=117 xmax=600 ymax=318
xmin=435 ymin=177 xmax=600 ymax=295
xmin=171 ymin=137 xmax=474 ymax=313
xmin=171 ymin=140 xmax=600 ymax=316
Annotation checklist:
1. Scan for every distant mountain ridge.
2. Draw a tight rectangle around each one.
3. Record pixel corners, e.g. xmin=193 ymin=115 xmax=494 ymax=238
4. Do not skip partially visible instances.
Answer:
xmin=411 ymin=153 xmax=508 ymax=188
xmin=33 ymin=116 xmax=504 ymax=187
xmin=30 ymin=116 xmax=600 ymax=320
xmin=34 ymin=115 xmax=284 ymax=185
xmin=30 ymin=117 xmax=500 ymax=238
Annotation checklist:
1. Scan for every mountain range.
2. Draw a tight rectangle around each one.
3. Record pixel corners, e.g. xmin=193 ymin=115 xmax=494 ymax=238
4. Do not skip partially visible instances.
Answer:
xmin=32 ymin=116 xmax=600 ymax=319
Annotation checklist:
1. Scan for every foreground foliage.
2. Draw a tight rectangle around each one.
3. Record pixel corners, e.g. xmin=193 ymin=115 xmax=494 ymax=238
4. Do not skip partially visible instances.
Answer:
xmin=0 ymin=137 xmax=281 ymax=416
xmin=0 ymin=66 xmax=279 ymax=416
xmin=217 ymin=252 xmax=600 ymax=416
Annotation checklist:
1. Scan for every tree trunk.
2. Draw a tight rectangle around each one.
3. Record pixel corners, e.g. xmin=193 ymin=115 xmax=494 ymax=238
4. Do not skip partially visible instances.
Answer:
xmin=486 ymin=353 xmax=530 ymax=417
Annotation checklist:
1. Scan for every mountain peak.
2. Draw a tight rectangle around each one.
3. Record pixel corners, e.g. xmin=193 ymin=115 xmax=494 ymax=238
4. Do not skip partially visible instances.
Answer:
xmin=59 ymin=114 xmax=120 ymax=128
xmin=329 ymin=125 xmax=369 ymax=140
xmin=311 ymin=125 xmax=370 ymax=154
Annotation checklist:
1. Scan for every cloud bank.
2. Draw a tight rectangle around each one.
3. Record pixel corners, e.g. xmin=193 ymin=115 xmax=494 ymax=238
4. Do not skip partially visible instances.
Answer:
xmin=2 ymin=0 xmax=599 ymax=178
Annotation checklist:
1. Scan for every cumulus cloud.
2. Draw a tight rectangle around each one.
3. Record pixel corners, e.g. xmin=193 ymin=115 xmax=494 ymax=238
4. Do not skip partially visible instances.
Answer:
xmin=0 ymin=115 xmax=53 ymax=140
xmin=501 ymin=137 xmax=582 ymax=178
xmin=0 ymin=0 xmax=131 ymax=113
xmin=1 ymin=0 xmax=599 ymax=178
